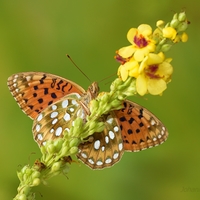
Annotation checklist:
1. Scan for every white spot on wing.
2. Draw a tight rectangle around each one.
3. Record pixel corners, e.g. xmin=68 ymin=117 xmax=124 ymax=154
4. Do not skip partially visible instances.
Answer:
xmin=63 ymin=113 xmax=70 ymax=121
xmin=37 ymin=133 xmax=43 ymax=141
xmin=81 ymin=152 xmax=87 ymax=158
xmin=36 ymin=124 xmax=41 ymax=132
xmin=50 ymin=128 xmax=54 ymax=133
xmin=150 ymin=119 xmax=156 ymax=126
xmin=14 ymin=74 xmax=19 ymax=79
xmin=26 ymin=76 xmax=31 ymax=81
xmin=74 ymin=93 xmax=81 ymax=99
xmin=96 ymin=161 xmax=103 ymax=166
xmin=37 ymin=113 xmax=43 ymax=122
xmin=101 ymin=146 xmax=105 ymax=152
xmin=72 ymin=99 xmax=78 ymax=106
xmin=52 ymin=118 xmax=58 ymax=125
xmin=94 ymin=140 xmax=100 ymax=150
xmin=105 ymin=136 xmax=109 ymax=144
xmin=109 ymin=131 xmax=115 ymax=140
xmin=50 ymin=111 xmax=58 ymax=118
xmin=105 ymin=158 xmax=112 ymax=164
xmin=62 ymin=99 xmax=68 ymax=108
xmin=106 ymin=116 xmax=113 ymax=124
xmin=55 ymin=127 xmax=62 ymax=136
xmin=70 ymin=107 xmax=74 ymax=112
xmin=119 ymin=143 xmax=123 ymax=151
xmin=51 ymin=105 xmax=57 ymax=110
xmin=114 ymin=126 xmax=119 ymax=132
xmin=88 ymin=158 xmax=94 ymax=165
xmin=113 ymin=152 xmax=119 ymax=159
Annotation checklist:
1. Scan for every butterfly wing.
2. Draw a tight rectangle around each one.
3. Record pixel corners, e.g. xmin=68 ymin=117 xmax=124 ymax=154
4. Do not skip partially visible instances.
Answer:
xmin=77 ymin=113 xmax=124 ymax=169
xmin=114 ymin=100 xmax=168 ymax=152
xmin=32 ymin=93 xmax=86 ymax=146
xmin=7 ymin=72 xmax=85 ymax=119
xmin=32 ymin=93 xmax=124 ymax=169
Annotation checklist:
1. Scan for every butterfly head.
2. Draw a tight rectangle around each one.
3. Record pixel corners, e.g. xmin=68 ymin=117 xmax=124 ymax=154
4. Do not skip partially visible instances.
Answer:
xmin=87 ymin=82 xmax=99 ymax=99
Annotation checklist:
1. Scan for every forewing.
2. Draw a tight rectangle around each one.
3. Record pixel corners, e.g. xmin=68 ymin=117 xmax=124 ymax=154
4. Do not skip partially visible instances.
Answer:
xmin=7 ymin=72 xmax=85 ymax=119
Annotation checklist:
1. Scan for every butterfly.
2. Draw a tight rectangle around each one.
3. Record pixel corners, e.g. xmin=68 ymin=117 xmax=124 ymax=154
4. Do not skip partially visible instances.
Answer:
xmin=7 ymin=72 xmax=168 ymax=169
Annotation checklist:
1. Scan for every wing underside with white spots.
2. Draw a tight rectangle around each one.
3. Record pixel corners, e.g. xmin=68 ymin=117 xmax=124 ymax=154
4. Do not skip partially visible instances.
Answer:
xmin=32 ymin=93 xmax=85 ymax=146
xmin=77 ymin=113 xmax=124 ymax=169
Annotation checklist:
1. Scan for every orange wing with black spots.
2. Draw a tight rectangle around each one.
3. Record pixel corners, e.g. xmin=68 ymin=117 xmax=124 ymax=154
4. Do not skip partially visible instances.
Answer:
xmin=114 ymin=100 xmax=168 ymax=152
xmin=7 ymin=72 xmax=85 ymax=119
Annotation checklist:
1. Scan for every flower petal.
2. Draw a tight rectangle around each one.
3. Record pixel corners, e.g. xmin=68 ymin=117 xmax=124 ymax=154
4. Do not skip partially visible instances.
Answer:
xmin=134 ymin=49 xmax=145 ymax=62
xmin=120 ymin=65 xmax=129 ymax=81
xmin=157 ymin=62 xmax=173 ymax=80
xmin=138 ymin=24 xmax=152 ymax=36
xmin=163 ymin=27 xmax=177 ymax=40
xmin=127 ymin=28 xmax=137 ymax=44
xmin=147 ymin=79 xmax=167 ymax=95
xmin=147 ymin=53 xmax=163 ymax=65
xmin=118 ymin=45 xmax=135 ymax=58
xmin=136 ymin=74 xmax=147 ymax=96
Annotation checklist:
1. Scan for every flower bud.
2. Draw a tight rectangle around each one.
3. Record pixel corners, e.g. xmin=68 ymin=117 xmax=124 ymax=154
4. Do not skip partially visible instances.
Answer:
xmin=161 ymin=44 xmax=172 ymax=52
xmin=170 ymin=19 xmax=180 ymax=28
xmin=32 ymin=178 xmax=41 ymax=186
xmin=32 ymin=171 xmax=41 ymax=179
xmin=156 ymin=20 xmax=165 ymax=28
xmin=178 ymin=12 xmax=186 ymax=22
xmin=54 ymin=138 xmax=64 ymax=152
xmin=69 ymin=146 xmax=78 ymax=154
xmin=51 ymin=161 xmax=62 ymax=172
xmin=69 ymin=138 xmax=80 ymax=147
xmin=47 ymin=144 xmax=56 ymax=154
xmin=181 ymin=32 xmax=188 ymax=42
xmin=17 ymin=194 xmax=26 ymax=200
xmin=177 ymin=22 xmax=188 ymax=32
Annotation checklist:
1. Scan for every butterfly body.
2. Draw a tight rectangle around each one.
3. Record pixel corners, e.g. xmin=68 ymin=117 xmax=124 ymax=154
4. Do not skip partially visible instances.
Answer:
xmin=8 ymin=72 xmax=168 ymax=169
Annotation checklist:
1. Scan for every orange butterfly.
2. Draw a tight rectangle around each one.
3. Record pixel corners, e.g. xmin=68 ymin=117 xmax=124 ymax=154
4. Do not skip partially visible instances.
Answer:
xmin=8 ymin=72 xmax=168 ymax=169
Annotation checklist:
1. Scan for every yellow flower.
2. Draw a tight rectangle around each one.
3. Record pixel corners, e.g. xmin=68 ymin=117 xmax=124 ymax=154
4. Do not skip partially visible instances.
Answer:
xmin=118 ymin=57 xmax=139 ymax=81
xmin=162 ymin=27 xmax=177 ymax=40
xmin=181 ymin=32 xmax=188 ymax=42
xmin=136 ymin=52 xmax=173 ymax=96
xmin=117 ymin=24 xmax=156 ymax=62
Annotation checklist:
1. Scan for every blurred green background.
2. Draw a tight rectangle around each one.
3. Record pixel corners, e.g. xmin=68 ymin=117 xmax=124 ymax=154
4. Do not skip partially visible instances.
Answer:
xmin=1 ymin=0 xmax=199 ymax=199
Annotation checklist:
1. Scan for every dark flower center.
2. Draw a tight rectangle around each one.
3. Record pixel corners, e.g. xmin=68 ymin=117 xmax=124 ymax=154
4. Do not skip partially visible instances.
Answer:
xmin=134 ymin=33 xmax=148 ymax=48
xmin=145 ymin=65 xmax=160 ymax=79
xmin=115 ymin=53 xmax=130 ymax=65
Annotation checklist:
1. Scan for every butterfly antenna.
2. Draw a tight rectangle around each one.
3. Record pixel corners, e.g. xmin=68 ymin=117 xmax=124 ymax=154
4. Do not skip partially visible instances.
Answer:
xmin=98 ymin=73 xmax=116 ymax=83
xmin=66 ymin=54 xmax=91 ymax=82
